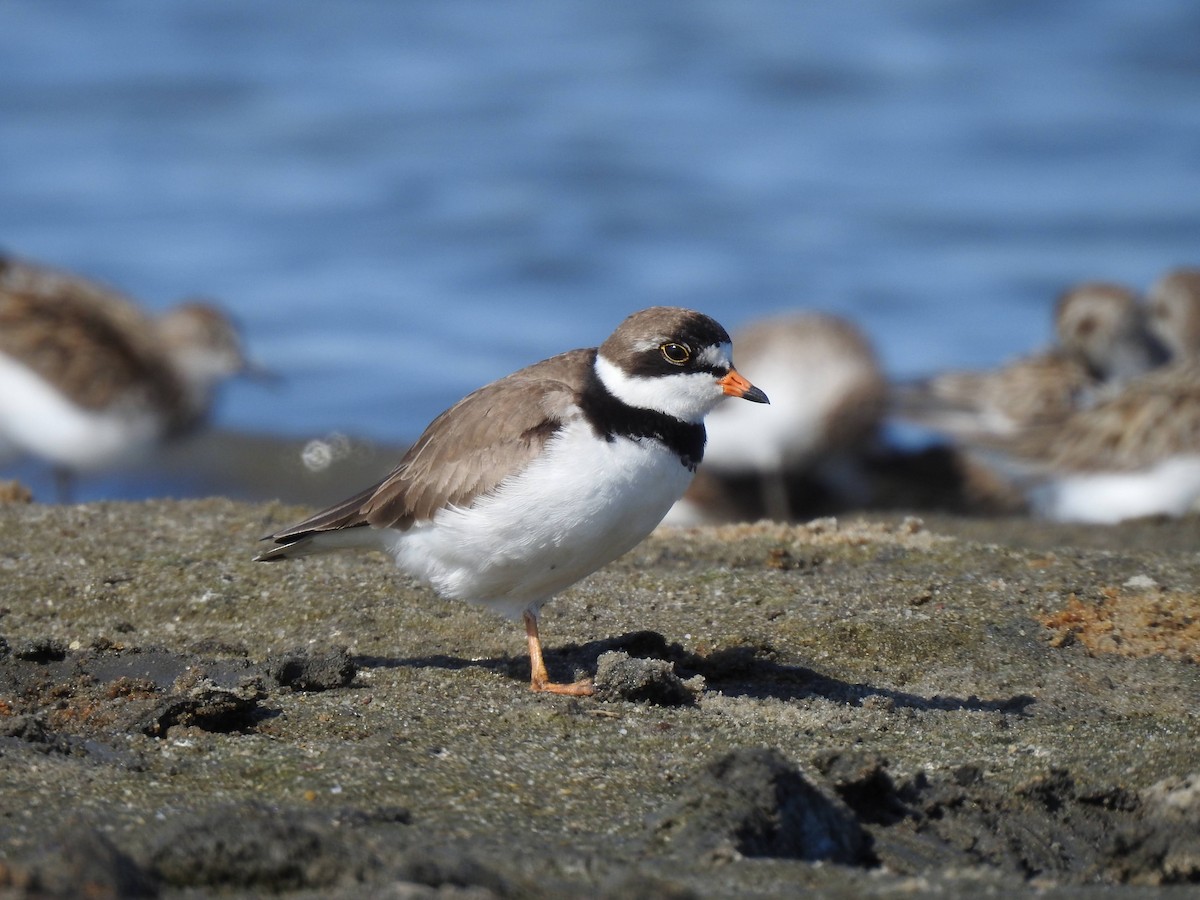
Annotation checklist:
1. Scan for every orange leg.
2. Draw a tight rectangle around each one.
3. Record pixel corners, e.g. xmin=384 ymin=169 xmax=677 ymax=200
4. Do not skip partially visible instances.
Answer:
xmin=523 ymin=610 xmax=593 ymax=696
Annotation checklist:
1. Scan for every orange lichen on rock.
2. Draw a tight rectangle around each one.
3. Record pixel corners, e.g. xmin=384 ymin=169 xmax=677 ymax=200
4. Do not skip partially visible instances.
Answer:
xmin=1040 ymin=586 xmax=1200 ymax=663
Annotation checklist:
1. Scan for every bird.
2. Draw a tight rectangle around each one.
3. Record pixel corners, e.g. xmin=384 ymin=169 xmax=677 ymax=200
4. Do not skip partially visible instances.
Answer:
xmin=991 ymin=359 xmax=1200 ymax=523
xmin=1145 ymin=267 xmax=1200 ymax=363
xmin=894 ymin=281 xmax=1167 ymax=443
xmin=255 ymin=307 xmax=769 ymax=696
xmin=1055 ymin=281 xmax=1168 ymax=384
xmin=665 ymin=312 xmax=886 ymax=523
xmin=1001 ymin=267 xmax=1200 ymax=523
xmin=0 ymin=254 xmax=254 ymax=500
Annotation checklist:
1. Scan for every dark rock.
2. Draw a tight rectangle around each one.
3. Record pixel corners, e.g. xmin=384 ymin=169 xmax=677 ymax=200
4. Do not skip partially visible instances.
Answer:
xmin=136 ymin=670 xmax=265 ymax=737
xmin=149 ymin=803 xmax=374 ymax=891
xmin=1107 ymin=773 xmax=1200 ymax=884
xmin=34 ymin=826 xmax=158 ymax=898
xmin=266 ymin=644 xmax=356 ymax=691
xmin=0 ymin=713 xmax=83 ymax=758
xmin=593 ymin=650 xmax=700 ymax=706
xmin=646 ymin=747 xmax=873 ymax=864
xmin=811 ymin=750 xmax=910 ymax=825
xmin=0 ymin=713 xmax=50 ymax=743
xmin=12 ymin=637 xmax=67 ymax=662
xmin=866 ymin=765 xmax=1161 ymax=884
xmin=392 ymin=846 xmax=514 ymax=895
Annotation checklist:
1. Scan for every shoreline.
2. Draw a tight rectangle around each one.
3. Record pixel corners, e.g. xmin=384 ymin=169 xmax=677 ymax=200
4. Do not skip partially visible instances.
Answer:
xmin=0 ymin=499 xmax=1198 ymax=896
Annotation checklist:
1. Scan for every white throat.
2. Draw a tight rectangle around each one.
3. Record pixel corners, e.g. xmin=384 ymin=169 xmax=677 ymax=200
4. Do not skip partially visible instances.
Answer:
xmin=594 ymin=347 xmax=731 ymax=424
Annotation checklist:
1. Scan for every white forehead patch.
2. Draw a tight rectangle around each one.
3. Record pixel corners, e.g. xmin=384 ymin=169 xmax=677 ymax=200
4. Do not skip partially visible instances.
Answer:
xmin=699 ymin=342 xmax=733 ymax=370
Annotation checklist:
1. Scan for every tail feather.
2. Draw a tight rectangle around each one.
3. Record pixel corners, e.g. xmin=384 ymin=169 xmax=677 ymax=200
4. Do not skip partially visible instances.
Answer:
xmin=254 ymin=521 xmax=379 ymax=562
xmin=254 ymin=479 xmax=387 ymax=562
xmin=254 ymin=535 xmax=316 ymax=562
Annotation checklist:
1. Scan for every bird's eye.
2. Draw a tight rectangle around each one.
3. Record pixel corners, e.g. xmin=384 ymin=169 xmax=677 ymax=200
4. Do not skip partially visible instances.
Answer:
xmin=660 ymin=342 xmax=691 ymax=365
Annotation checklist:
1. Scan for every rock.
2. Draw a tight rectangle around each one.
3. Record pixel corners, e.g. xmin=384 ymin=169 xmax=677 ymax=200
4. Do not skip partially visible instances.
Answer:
xmin=266 ymin=644 xmax=356 ymax=692
xmin=645 ymin=747 xmax=872 ymax=864
xmin=12 ymin=637 xmax=67 ymax=662
xmin=32 ymin=826 xmax=157 ymax=898
xmin=149 ymin=803 xmax=368 ymax=891
xmin=1109 ymin=774 xmax=1200 ymax=884
xmin=137 ymin=669 xmax=265 ymax=737
xmin=593 ymin=650 xmax=700 ymax=706
xmin=811 ymin=750 xmax=910 ymax=825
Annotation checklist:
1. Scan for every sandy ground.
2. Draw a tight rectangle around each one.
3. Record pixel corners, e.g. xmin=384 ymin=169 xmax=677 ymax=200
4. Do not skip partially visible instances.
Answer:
xmin=0 ymin=496 xmax=1198 ymax=898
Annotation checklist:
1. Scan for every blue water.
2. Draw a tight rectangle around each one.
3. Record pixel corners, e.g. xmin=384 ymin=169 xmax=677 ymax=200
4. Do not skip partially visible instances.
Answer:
xmin=2 ymin=1 xmax=1199 ymax=497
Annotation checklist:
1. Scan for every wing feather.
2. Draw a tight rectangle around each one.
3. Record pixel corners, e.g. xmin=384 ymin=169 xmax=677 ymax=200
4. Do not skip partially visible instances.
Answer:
xmin=0 ymin=257 xmax=186 ymax=418
xmin=258 ymin=348 xmax=594 ymax=550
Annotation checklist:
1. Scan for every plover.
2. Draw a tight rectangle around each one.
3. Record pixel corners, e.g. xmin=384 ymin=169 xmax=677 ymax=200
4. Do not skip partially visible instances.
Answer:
xmin=896 ymin=281 xmax=1166 ymax=442
xmin=1146 ymin=267 xmax=1200 ymax=362
xmin=995 ymin=360 xmax=1200 ymax=523
xmin=255 ymin=307 xmax=769 ymax=695
xmin=666 ymin=312 xmax=885 ymax=523
xmin=0 ymin=254 xmax=252 ymax=499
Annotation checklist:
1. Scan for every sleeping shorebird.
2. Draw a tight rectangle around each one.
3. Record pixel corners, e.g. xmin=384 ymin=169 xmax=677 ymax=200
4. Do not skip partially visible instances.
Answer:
xmin=1146 ymin=267 xmax=1200 ymax=363
xmin=895 ymin=281 xmax=1167 ymax=442
xmin=991 ymin=359 xmax=1200 ymax=523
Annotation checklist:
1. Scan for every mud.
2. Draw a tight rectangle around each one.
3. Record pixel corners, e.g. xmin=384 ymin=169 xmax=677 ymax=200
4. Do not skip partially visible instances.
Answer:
xmin=0 ymin=498 xmax=1198 ymax=897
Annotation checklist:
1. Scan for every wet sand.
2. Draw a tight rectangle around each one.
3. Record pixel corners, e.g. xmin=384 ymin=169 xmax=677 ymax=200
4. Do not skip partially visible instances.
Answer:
xmin=0 ymin=497 xmax=1198 ymax=897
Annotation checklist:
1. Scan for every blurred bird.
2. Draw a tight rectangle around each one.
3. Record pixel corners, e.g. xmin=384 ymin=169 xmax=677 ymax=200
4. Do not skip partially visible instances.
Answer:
xmin=986 ymin=359 xmax=1200 ymax=523
xmin=0 ymin=254 xmax=256 ymax=500
xmin=894 ymin=282 xmax=1167 ymax=442
xmin=988 ymin=266 xmax=1200 ymax=522
xmin=665 ymin=312 xmax=886 ymax=523
xmin=1146 ymin=267 xmax=1200 ymax=362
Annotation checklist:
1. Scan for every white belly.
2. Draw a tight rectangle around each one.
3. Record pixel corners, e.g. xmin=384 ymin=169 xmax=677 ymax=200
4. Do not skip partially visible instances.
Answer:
xmin=381 ymin=420 xmax=694 ymax=618
xmin=1031 ymin=455 xmax=1200 ymax=524
xmin=0 ymin=353 xmax=162 ymax=471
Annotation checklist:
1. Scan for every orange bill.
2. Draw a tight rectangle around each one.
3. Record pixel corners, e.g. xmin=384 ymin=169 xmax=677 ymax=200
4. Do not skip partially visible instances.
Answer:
xmin=719 ymin=369 xmax=769 ymax=404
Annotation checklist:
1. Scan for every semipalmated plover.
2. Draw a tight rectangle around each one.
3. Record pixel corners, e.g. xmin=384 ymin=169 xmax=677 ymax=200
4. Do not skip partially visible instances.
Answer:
xmin=0 ymin=255 xmax=252 ymax=499
xmin=256 ymin=307 xmax=768 ymax=695
xmin=1146 ymin=267 xmax=1200 ymax=362
xmin=666 ymin=312 xmax=885 ymax=523
xmin=896 ymin=281 xmax=1166 ymax=442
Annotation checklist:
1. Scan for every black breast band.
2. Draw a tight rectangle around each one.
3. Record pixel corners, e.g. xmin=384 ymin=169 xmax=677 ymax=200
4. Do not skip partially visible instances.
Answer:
xmin=578 ymin=355 xmax=705 ymax=471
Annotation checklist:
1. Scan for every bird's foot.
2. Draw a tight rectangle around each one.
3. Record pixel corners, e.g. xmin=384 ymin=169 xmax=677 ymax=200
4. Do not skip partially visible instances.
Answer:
xmin=530 ymin=676 xmax=594 ymax=697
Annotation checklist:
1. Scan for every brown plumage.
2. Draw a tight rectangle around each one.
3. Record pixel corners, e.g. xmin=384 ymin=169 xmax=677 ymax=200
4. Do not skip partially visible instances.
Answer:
xmin=1147 ymin=267 xmax=1200 ymax=362
xmin=1009 ymin=359 xmax=1200 ymax=473
xmin=895 ymin=280 xmax=1165 ymax=441
xmin=0 ymin=254 xmax=252 ymax=498
xmin=254 ymin=306 xmax=769 ymax=695
xmin=263 ymin=348 xmax=594 ymax=542
xmin=0 ymin=259 xmax=191 ymax=430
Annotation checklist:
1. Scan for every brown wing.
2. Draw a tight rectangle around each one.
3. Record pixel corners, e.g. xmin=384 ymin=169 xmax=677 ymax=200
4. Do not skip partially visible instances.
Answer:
xmin=262 ymin=348 xmax=595 ymax=543
xmin=1007 ymin=360 xmax=1200 ymax=472
xmin=0 ymin=256 xmax=185 ymax=419
xmin=1050 ymin=364 xmax=1200 ymax=471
